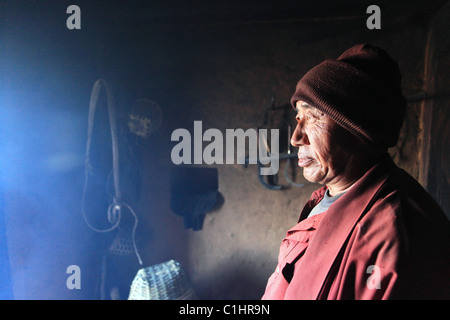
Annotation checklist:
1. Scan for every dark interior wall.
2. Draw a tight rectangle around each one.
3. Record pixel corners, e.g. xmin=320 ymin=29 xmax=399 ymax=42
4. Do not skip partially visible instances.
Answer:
xmin=1 ymin=0 xmax=448 ymax=300
xmin=420 ymin=2 xmax=450 ymax=216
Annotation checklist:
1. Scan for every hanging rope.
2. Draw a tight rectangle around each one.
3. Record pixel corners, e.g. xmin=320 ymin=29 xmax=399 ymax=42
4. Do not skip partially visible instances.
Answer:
xmin=81 ymin=79 xmax=143 ymax=265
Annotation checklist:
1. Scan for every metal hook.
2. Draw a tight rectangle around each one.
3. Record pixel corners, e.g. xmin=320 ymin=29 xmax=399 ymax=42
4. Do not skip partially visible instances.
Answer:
xmin=245 ymin=95 xmax=306 ymax=190
xmin=258 ymin=160 xmax=283 ymax=190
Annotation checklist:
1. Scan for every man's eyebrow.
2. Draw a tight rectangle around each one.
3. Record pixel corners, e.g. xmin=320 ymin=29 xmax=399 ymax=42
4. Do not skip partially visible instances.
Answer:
xmin=301 ymin=101 xmax=314 ymax=108
xmin=295 ymin=101 xmax=313 ymax=112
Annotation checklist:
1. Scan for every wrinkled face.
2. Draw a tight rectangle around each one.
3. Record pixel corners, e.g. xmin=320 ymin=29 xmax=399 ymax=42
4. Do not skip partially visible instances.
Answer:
xmin=291 ymin=101 xmax=359 ymax=187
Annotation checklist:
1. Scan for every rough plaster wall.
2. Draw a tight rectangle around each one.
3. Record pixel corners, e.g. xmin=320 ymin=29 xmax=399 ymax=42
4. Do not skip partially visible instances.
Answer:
xmin=421 ymin=2 xmax=450 ymax=217
xmin=186 ymin=165 xmax=318 ymax=299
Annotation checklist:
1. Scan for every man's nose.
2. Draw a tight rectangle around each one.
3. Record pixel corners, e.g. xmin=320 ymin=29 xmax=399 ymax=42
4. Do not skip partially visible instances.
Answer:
xmin=291 ymin=121 xmax=309 ymax=147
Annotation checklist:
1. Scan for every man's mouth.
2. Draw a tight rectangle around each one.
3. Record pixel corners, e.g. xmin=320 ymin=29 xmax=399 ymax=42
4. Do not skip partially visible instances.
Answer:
xmin=297 ymin=155 xmax=314 ymax=167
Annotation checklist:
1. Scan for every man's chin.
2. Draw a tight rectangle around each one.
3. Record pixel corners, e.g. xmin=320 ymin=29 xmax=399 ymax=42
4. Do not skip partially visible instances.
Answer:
xmin=302 ymin=169 xmax=324 ymax=185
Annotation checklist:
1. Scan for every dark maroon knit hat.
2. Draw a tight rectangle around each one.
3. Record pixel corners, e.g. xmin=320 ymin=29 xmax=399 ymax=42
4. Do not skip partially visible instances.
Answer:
xmin=290 ymin=43 xmax=407 ymax=147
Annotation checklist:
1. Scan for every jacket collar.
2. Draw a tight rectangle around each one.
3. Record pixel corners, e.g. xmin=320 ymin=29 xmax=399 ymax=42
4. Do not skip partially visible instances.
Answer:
xmin=297 ymin=187 xmax=327 ymax=222
xmin=285 ymin=154 xmax=396 ymax=299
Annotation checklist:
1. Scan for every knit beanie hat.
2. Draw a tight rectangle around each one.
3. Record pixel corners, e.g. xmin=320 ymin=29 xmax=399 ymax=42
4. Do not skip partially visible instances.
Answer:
xmin=290 ymin=43 xmax=407 ymax=147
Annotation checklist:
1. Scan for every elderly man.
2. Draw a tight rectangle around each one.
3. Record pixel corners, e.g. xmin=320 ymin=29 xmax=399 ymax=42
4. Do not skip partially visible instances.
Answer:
xmin=262 ymin=44 xmax=450 ymax=300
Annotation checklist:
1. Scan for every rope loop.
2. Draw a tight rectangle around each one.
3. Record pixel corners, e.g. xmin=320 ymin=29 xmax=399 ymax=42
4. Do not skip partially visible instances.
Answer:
xmin=81 ymin=79 xmax=143 ymax=265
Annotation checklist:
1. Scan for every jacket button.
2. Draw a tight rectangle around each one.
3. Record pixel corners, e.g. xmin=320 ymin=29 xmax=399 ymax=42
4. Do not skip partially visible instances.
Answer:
xmin=361 ymin=225 xmax=367 ymax=234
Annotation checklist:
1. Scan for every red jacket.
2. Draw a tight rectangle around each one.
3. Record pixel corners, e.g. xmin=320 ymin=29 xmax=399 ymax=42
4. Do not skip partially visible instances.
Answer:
xmin=262 ymin=155 xmax=450 ymax=299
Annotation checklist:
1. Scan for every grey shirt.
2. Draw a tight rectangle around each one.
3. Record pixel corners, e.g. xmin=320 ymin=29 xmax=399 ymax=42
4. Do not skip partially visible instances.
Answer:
xmin=307 ymin=189 xmax=346 ymax=218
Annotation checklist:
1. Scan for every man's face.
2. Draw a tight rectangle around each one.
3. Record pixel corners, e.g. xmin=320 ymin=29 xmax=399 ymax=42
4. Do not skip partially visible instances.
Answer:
xmin=291 ymin=101 xmax=357 ymax=187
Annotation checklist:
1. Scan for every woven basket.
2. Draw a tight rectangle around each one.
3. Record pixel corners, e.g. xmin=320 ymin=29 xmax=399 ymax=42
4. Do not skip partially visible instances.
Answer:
xmin=128 ymin=260 xmax=197 ymax=300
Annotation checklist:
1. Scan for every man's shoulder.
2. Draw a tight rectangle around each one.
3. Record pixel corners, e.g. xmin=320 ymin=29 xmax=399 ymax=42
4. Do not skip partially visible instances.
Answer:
xmin=366 ymin=163 xmax=450 ymax=243
xmin=385 ymin=165 xmax=446 ymax=219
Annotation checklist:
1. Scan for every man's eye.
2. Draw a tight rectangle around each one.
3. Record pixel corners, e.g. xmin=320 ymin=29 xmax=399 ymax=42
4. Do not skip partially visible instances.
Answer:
xmin=308 ymin=112 xmax=325 ymax=122
xmin=313 ymin=111 xmax=326 ymax=119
